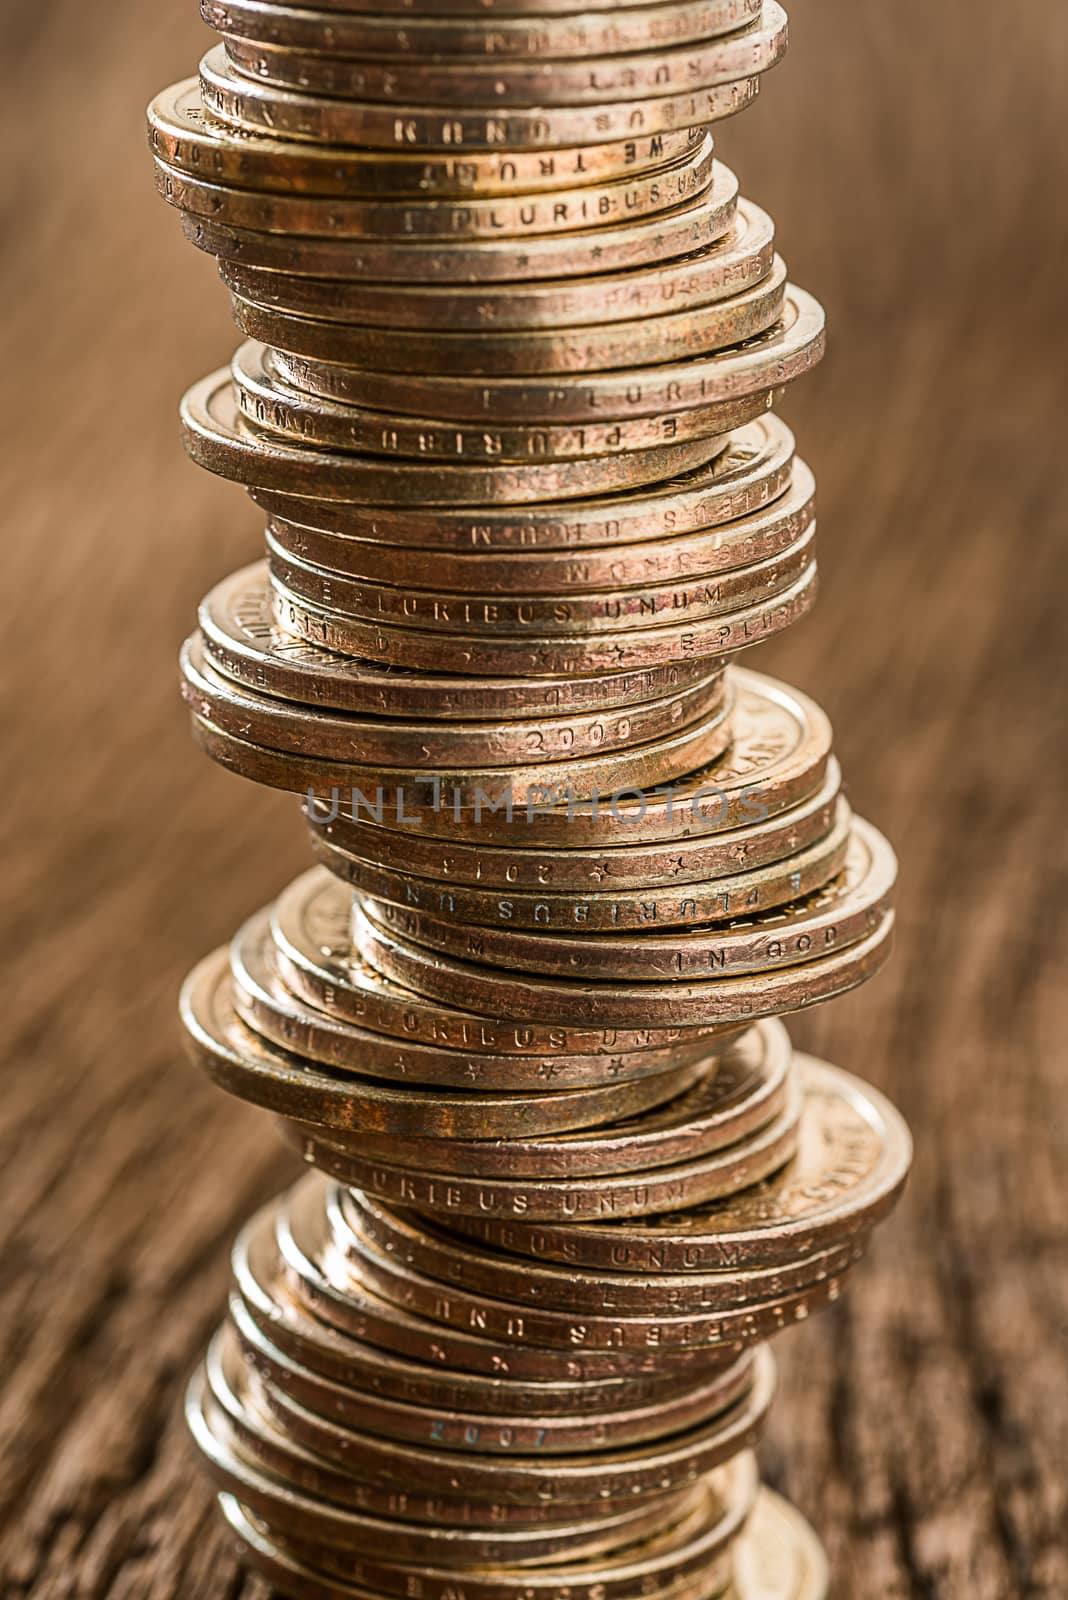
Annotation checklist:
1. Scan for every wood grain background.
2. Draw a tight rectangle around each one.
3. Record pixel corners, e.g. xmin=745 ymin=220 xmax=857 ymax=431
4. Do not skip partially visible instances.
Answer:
xmin=2 ymin=1 xmax=1065 ymax=1594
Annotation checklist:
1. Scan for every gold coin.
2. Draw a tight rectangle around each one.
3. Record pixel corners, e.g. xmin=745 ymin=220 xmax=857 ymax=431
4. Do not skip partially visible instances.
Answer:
xmin=229 ymin=257 xmax=785 ymax=377
xmin=188 ymin=687 xmax=737 ymax=803
xmin=266 ymin=458 xmax=812 ymax=595
xmin=269 ymin=556 xmax=816 ymax=675
xmin=218 ymin=194 xmax=773 ymax=332
xmin=353 ymin=898 xmax=895 ymax=1030
xmin=199 ymin=44 xmax=761 ymax=152
xmin=182 ymin=630 xmax=730 ymax=768
xmin=266 ymin=514 xmax=812 ymax=635
xmin=180 ymin=159 xmax=741 ymax=282
xmin=249 ymin=414 xmax=796 ymax=549
xmin=154 ymin=133 xmax=716 ymax=240
xmin=183 ymin=368 xmax=732 ymax=503
xmin=203 ymin=0 xmax=763 ymax=60
xmin=150 ymin=81 xmax=709 ymax=199
xmin=266 ymin=285 xmax=824 ymax=422
xmin=199 ymin=563 xmax=726 ymax=717
xmin=219 ymin=7 xmax=787 ymax=108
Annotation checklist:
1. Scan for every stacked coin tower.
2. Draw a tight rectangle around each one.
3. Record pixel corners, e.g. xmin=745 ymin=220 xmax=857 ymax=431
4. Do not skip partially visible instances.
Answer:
xmin=150 ymin=2 xmax=911 ymax=1594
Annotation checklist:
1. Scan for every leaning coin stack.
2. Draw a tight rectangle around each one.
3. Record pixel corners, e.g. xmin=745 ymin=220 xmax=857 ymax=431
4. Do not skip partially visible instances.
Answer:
xmin=150 ymin=1 xmax=911 ymax=1594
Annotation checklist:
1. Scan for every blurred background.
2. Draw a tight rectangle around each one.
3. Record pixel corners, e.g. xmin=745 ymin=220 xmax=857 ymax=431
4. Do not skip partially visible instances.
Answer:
xmin=1 ymin=1 xmax=1065 ymax=1594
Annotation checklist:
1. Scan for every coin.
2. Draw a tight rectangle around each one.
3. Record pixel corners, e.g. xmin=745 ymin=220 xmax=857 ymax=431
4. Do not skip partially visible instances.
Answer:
xmin=237 ymin=1317 xmax=776 ymax=1502
xmin=263 ymin=454 xmax=811 ymax=590
xmin=312 ymin=795 xmax=850 ymax=932
xmin=234 ymin=1294 xmax=756 ymax=1457
xmin=199 ymin=565 xmax=726 ymax=718
xmin=336 ymin=1202 xmax=851 ymax=1351
xmin=281 ymin=1176 xmax=737 ymax=1381
xmin=305 ymin=1023 xmax=788 ymax=1181
xmin=233 ymin=901 xmax=726 ymax=1091
xmin=182 ymin=631 xmax=729 ymax=768
xmin=452 ymin=1057 xmax=913 ymax=1271
xmin=150 ymin=79 xmax=708 ymax=198
xmin=247 ymin=414 xmax=795 ymax=550
xmin=350 ymin=1190 xmax=867 ymax=1317
xmin=228 ymin=260 xmax=785 ymax=376
xmin=218 ymin=0 xmax=755 ymax=20
xmin=353 ymin=899 xmax=895 ymax=1030
xmin=732 ymin=1490 xmax=829 ymax=1600
xmin=309 ymin=754 xmax=840 ymax=892
xmin=202 ymin=0 xmax=764 ymax=60
xmin=219 ymin=8 xmax=787 ymax=107
xmin=180 ymin=162 xmax=743 ymax=282
xmin=183 ymin=944 xmax=707 ymax=1137
xmin=316 ymin=668 xmax=832 ymax=847
xmin=268 ymin=558 xmax=816 ymax=675
xmin=234 ymin=1201 xmax=737 ymax=1417
xmin=196 ymin=1348 xmax=701 ymax=1539
xmin=246 ymin=1466 xmax=750 ymax=1600
xmin=188 ymin=679 xmax=736 ymax=802
xmin=270 ymin=868 xmax=735 ymax=1063
xmin=361 ymin=815 xmax=893 ymax=979
xmin=182 ymin=368 xmax=732 ymax=504
xmin=155 ymin=134 xmax=717 ymax=240
xmin=266 ymin=515 xmax=812 ymax=637
xmin=300 ymin=1072 xmax=801 ymax=1222
xmin=219 ymin=197 xmax=774 ymax=332
xmin=266 ymin=286 xmax=823 ymax=421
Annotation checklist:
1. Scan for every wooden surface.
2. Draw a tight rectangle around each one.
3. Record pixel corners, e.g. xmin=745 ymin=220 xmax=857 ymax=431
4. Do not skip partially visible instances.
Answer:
xmin=2 ymin=1 xmax=1065 ymax=1595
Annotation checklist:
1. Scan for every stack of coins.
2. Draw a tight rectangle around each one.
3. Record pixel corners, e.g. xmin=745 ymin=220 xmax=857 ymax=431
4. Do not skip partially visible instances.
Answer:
xmin=150 ymin=2 xmax=911 ymax=1594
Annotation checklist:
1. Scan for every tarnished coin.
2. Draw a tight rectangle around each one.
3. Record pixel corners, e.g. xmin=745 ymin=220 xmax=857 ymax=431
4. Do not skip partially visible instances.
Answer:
xmin=264 ymin=454 xmax=811 ymax=591
xmin=313 ymin=795 xmax=851 ymax=932
xmin=247 ymin=414 xmax=796 ymax=550
xmin=234 ymin=901 xmax=725 ymax=1091
xmin=267 ymin=287 xmax=823 ymax=423
xmin=353 ymin=899 xmax=895 ymax=1030
xmin=336 ymin=1203 xmax=853 ymax=1352
xmin=199 ymin=565 xmax=725 ymax=718
xmin=229 ymin=260 xmax=785 ymax=377
xmin=196 ymin=1343 xmax=701 ymax=1539
xmin=150 ymin=79 xmax=709 ymax=197
xmin=281 ymin=1175 xmax=739 ymax=1382
xmin=299 ymin=1072 xmax=800 ymax=1221
xmin=265 ymin=514 xmax=813 ymax=636
xmin=233 ymin=1296 xmax=755 ymax=1458
xmin=361 ymin=816 xmax=894 ymax=978
xmin=226 ymin=1471 xmax=753 ymax=1600
xmin=182 ymin=368 xmax=731 ymax=504
xmin=202 ymin=0 xmax=763 ymax=59
xmin=270 ymin=869 xmax=735 ymax=1063
xmin=236 ymin=1314 xmax=776 ymax=1502
xmin=309 ymin=754 xmax=841 ymax=893
xmin=219 ymin=8 xmax=786 ymax=107
xmin=452 ymin=1057 xmax=912 ymax=1272
xmin=351 ymin=1188 xmax=867 ymax=1318
xmin=183 ymin=945 xmax=706 ymax=1137
xmin=220 ymin=197 xmax=774 ymax=332
xmin=156 ymin=134 xmax=717 ymax=240
xmin=298 ymin=1022 xmax=789 ymax=1181
xmin=269 ymin=558 xmax=816 ymax=675
xmin=182 ymin=629 xmax=729 ymax=769
xmin=234 ymin=1200 xmax=737 ymax=1417
xmin=218 ymin=1460 xmax=753 ymax=1600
